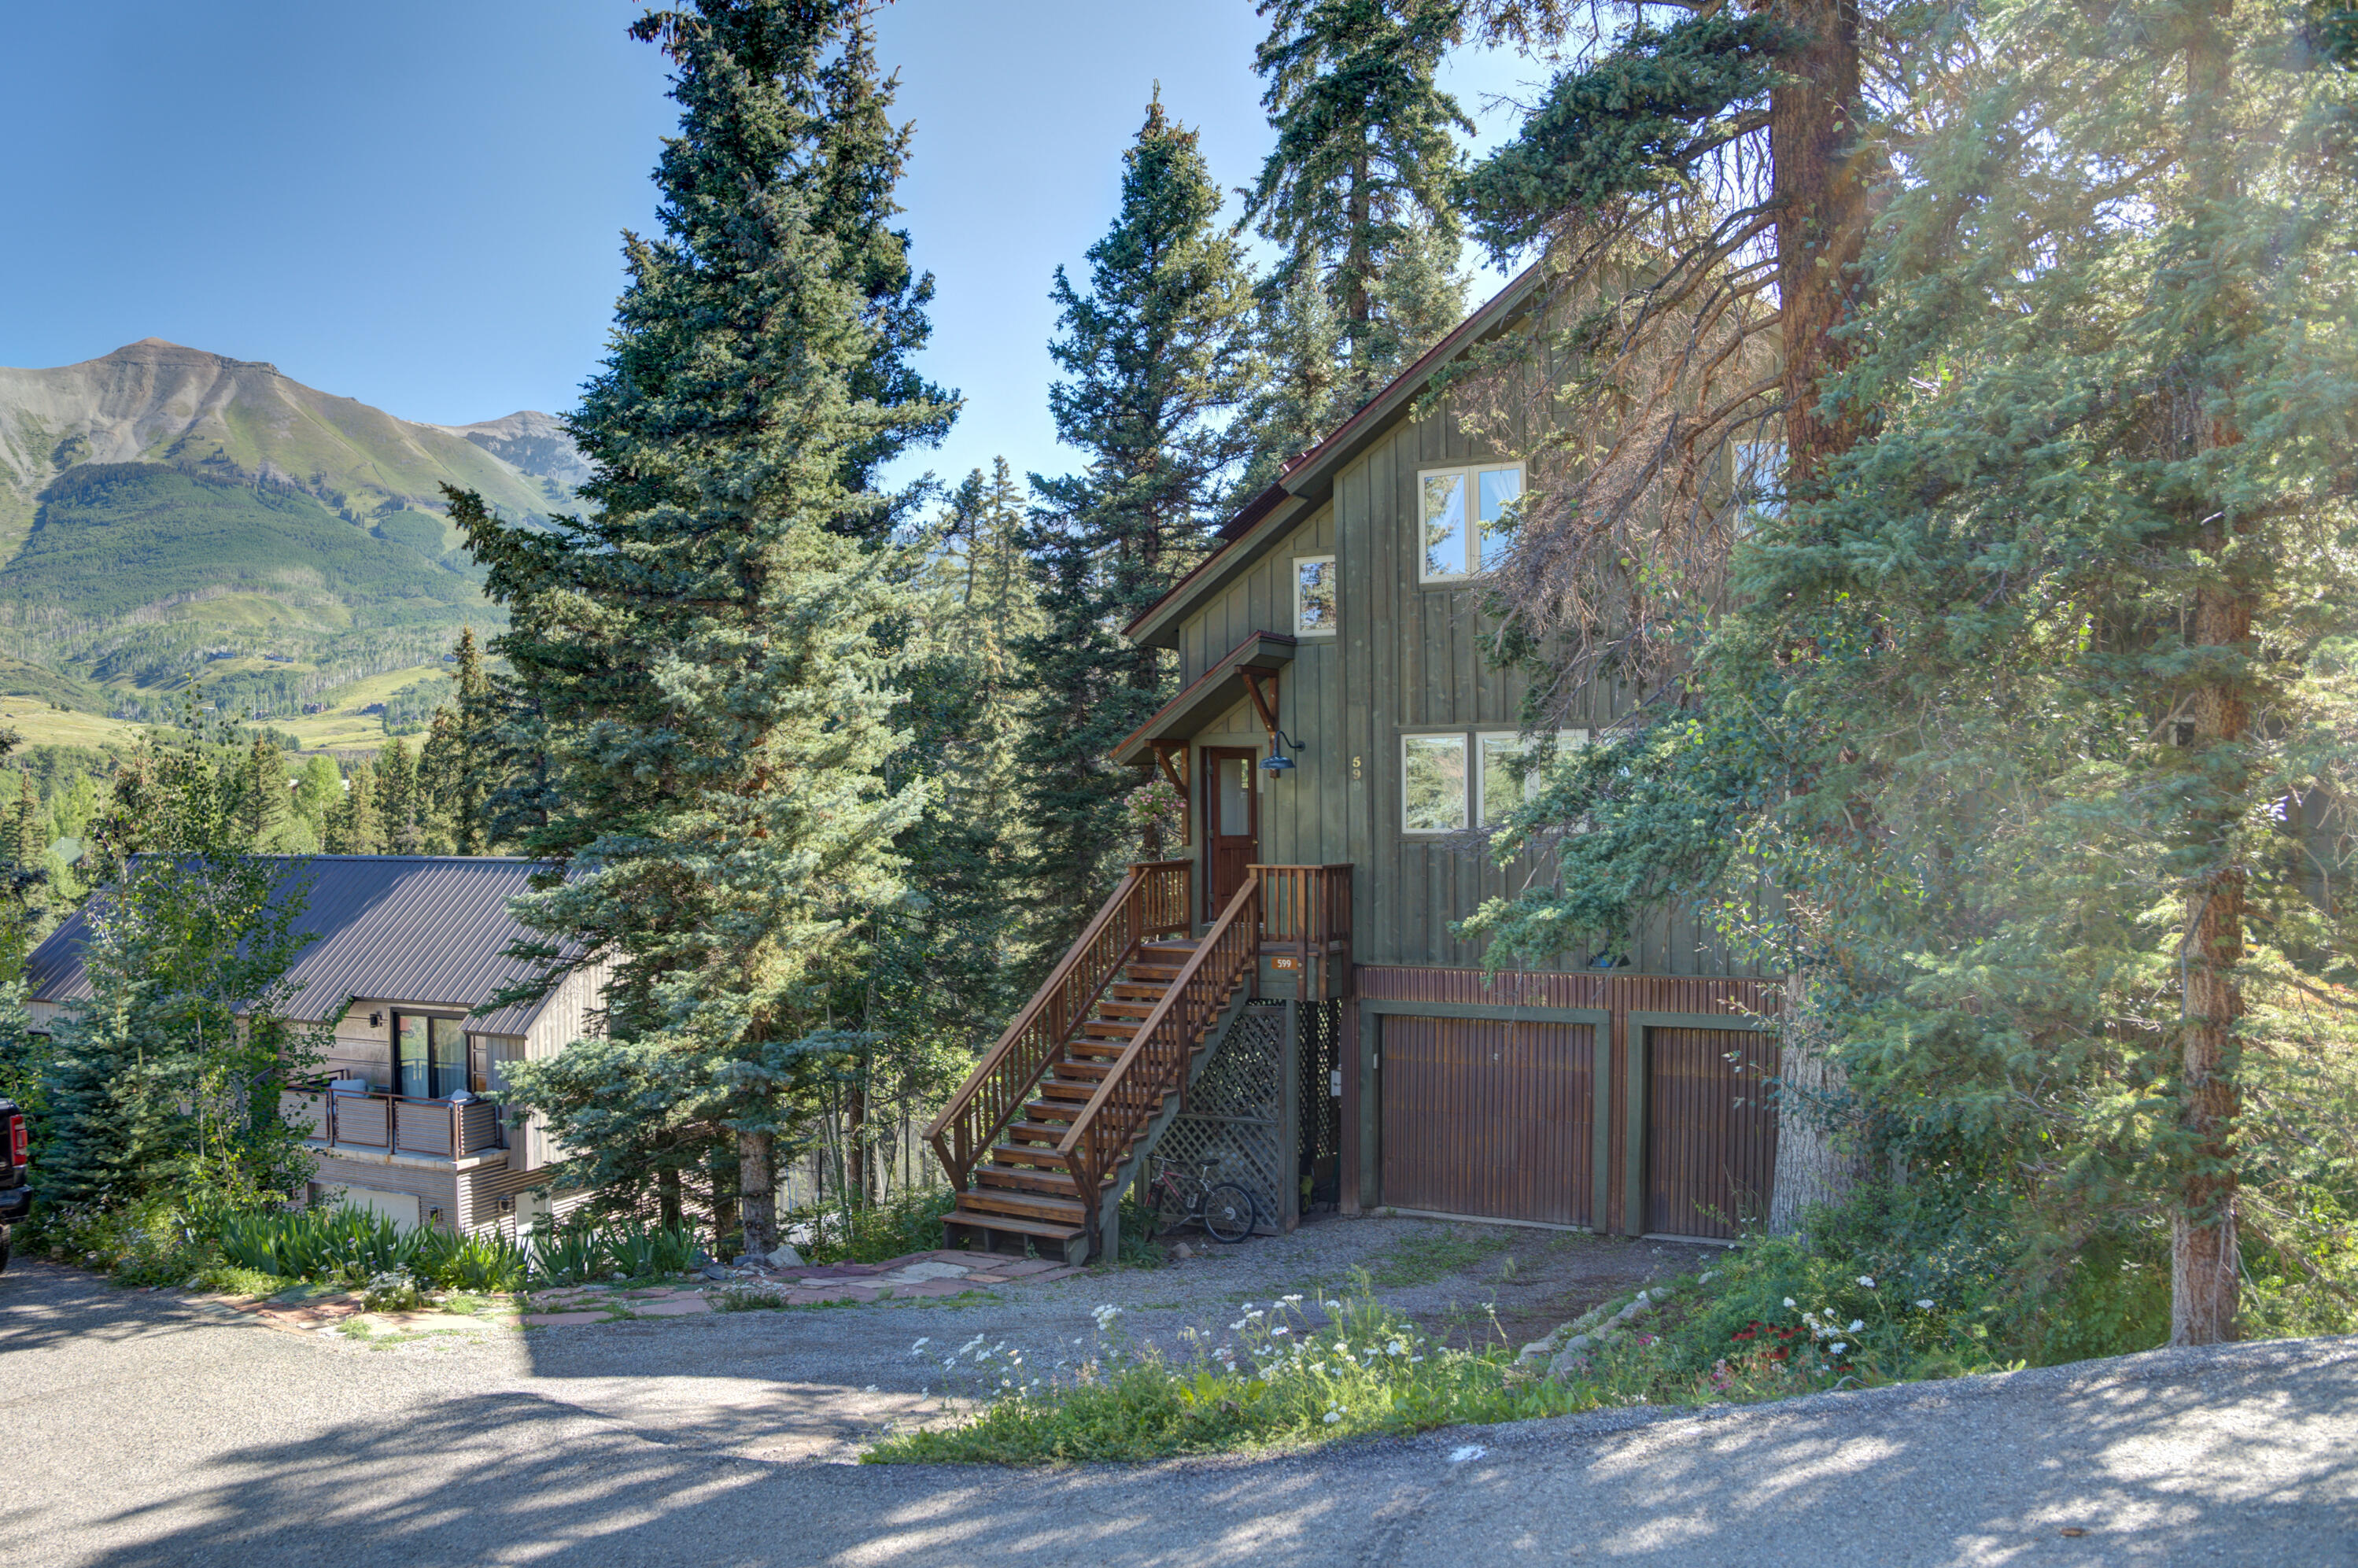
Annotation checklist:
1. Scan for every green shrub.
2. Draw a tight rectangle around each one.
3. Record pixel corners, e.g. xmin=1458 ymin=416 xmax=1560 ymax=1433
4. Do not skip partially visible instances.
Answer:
xmin=362 ymin=1271 xmax=425 ymax=1312
xmin=188 ymin=1262 xmax=286 ymax=1296
xmin=524 ymin=1226 xmax=606 ymax=1286
xmin=790 ymin=1187 xmax=958 ymax=1266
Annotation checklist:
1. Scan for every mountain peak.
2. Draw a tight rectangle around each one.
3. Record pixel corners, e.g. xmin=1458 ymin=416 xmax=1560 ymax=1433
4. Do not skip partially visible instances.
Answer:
xmin=94 ymin=338 xmax=279 ymax=374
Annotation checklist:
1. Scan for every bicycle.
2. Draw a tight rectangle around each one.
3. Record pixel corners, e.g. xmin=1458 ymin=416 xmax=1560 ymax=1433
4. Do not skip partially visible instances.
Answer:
xmin=1146 ymin=1157 xmax=1258 ymax=1244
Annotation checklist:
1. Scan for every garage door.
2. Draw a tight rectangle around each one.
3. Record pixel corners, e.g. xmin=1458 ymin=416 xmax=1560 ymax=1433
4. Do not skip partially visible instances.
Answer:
xmin=1380 ymin=1016 xmax=1596 ymax=1226
xmin=1646 ymin=1027 xmax=1778 ymax=1239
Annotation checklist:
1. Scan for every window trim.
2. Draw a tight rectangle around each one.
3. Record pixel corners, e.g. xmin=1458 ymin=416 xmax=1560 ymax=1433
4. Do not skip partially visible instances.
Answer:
xmin=1476 ymin=728 xmax=1591 ymax=827
xmin=1399 ymin=731 xmax=1471 ymax=836
xmin=1415 ymin=460 xmax=1526 ymax=584
xmin=1293 ymin=553 xmax=1338 ymax=636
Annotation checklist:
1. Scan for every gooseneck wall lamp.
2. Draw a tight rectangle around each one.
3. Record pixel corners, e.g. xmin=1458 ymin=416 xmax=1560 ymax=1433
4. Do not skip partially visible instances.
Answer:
xmin=1261 ymin=729 xmax=1307 ymax=776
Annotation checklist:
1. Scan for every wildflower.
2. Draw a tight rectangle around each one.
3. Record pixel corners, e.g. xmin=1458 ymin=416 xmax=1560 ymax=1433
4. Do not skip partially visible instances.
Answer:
xmin=1857 ymin=1275 xmax=1876 ymax=1289
xmin=1829 ymin=1342 xmax=1848 ymax=1356
xmin=1387 ymin=1340 xmax=1408 ymax=1357
xmin=1410 ymin=1356 xmax=1424 ymax=1364
xmin=1784 ymin=1297 xmax=1797 ymax=1309
xmin=1849 ymin=1319 xmax=1864 ymax=1334
xmin=865 ymin=1385 xmax=879 ymax=1393
xmin=1916 ymin=1298 xmax=1935 ymax=1310
xmin=1311 ymin=1362 xmax=1327 ymax=1374
xmin=1323 ymin=1408 xmax=1343 ymax=1425
xmin=1732 ymin=1328 xmax=1756 ymax=1342
xmin=1281 ymin=1293 xmax=1303 ymax=1304
xmin=911 ymin=1337 xmax=930 ymax=1353
xmin=1333 ymin=1339 xmax=1350 ymax=1353
xmin=1768 ymin=1348 xmax=1789 ymax=1362
xmin=1271 ymin=1326 xmax=1290 ymax=1337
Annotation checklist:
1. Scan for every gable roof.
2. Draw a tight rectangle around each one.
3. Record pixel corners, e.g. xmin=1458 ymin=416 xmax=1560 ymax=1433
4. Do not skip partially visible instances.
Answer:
xmin=25 ymin=854 xmax=586 ymax=1035
xmin=1125 ymin=260 xmax=1548 ymax=651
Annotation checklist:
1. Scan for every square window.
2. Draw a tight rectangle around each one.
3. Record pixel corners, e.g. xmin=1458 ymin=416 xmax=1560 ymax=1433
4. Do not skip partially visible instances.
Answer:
xmin=1295 ymin=555 xmax=1337 ymax=635
xmin=1400 ymin=733 xmax=1469 ymax=833
xmin=1478 ymin=729 xmax=1590 ymax=826
xmin=1418 ymin=463 xmax=1525 ymax=580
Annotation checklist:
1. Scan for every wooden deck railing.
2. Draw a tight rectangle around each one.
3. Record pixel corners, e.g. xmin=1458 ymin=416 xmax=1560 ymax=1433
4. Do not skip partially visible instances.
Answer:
xmin=1253 ymin=863 xmax=1352 ymax=992
xmin=927 ymin=860 xmax=1191 ymax=1190
xmin=286 ymin=1083 xmax=504 ymax=1159
xmin=1058 ymin=871 xmax=1262 ymax=1257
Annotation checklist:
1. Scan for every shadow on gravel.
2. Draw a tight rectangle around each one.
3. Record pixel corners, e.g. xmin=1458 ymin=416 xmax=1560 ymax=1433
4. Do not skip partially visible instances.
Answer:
xmin=0 ymin=1260 xmax=227 ymax=1358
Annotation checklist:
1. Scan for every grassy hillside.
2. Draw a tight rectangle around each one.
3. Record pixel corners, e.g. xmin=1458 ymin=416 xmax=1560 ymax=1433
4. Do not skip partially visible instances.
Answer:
xmin=4 ymin=463 xmax=476 ymax=625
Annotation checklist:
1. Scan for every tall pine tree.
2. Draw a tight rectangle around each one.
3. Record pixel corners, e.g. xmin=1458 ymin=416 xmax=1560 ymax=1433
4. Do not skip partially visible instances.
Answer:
xmin=1243 ymin=0 xmax=1471 ymax=450
xmin=459 ymin=0 xmax=944 ymax=1253
xmin=1018 ymin=94 xmax=1256 ymax=946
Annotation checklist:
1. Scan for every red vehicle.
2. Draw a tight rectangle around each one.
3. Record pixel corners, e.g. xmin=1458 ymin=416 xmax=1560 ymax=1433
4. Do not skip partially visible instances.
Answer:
xmin=0 ymin=1097 xmax=28 ymax=1273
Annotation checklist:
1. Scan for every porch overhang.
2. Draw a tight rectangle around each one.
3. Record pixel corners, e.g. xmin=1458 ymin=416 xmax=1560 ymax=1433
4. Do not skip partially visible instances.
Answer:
xmin=1111 ymin=631 xmax=1296 ymax=767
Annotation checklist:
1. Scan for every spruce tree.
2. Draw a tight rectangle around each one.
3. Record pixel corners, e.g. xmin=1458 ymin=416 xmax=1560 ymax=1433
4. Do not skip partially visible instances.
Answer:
xmin=810 ymin=1 xmax=955 ymax=522
xmin=1018 ymin=94 xmax=1255 ymax=948
xmin=1244 ymin=0 xmax=1471 ymax=423
xmin=374 ymin=738 xmax=419 ymax=853
xmin=327 ymin=760 xmax=383 ymax=855
xmin=239 ymin=735 xmax=289 ymax=850
xmin=459 ymin=0 xmax=943 ymax=1252
xmin=9 ymin=772 xmax=39 ymax=869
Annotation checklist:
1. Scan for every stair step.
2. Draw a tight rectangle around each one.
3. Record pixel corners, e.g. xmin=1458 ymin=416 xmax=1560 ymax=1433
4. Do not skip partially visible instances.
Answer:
xmin=1141 ymin=939 xmax=1200 ymax=954
xmin=957 ymin=1188 xmax=1086 ymax=1224
xmin=977 ymin=1166 xmax=1079 ymax=1197
xmin=946 ymin=1211 xmax=1084 ymax=1244
xmin=1023 ymin=1100 xmax=1080 ymax=1125
xmin=1050 ymin=1060 xmax=1111 ymax=1083
xmin=1036 ymin=1078 xmax=1095 ymax=1101
xmin=1000 ymin=1119 xmax=1071 ymax=1146
xmin=1080 ymin=1019 xmax=1140 ymax=1040
xmin=1066 ymin=1039 xmax=1126 ymax=1061
xmin=1098 ymin=999 xmax=1159 ymax=1020
xmin=1108 ymin=983 xmax=1170 ymax=1002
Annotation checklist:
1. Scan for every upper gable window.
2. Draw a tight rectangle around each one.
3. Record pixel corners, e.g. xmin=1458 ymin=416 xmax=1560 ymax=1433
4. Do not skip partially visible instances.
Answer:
xmin=1294 ymin=555 xmax=1337 ymax=636
xmin=1419 ymin=463 xmax=1523 ymax=582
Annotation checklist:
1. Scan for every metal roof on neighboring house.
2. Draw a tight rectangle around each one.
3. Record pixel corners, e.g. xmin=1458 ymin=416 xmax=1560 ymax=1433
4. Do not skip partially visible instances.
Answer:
xmin=24 ymin=854 xmax=588 ymax=1035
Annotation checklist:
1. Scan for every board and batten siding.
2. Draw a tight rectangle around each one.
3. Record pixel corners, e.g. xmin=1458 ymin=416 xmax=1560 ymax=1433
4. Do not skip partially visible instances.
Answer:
xmin=1163 ymin=394 xmax=1746 ymax=979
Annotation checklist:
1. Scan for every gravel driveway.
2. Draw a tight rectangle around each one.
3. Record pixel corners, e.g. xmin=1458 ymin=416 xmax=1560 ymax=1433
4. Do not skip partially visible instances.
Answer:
xmin=8 ymin=1223 xmax=2353 ymax=1566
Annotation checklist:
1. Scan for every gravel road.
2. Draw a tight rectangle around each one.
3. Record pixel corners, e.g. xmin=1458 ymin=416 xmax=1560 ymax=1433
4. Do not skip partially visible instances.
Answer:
xmin=9 ymin=1243 xmax=2354 ymax=1566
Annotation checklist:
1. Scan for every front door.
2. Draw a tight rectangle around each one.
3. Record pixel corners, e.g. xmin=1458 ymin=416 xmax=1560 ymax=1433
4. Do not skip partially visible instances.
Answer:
xmin=1202 ymin=747 xmax=1259 ymax=923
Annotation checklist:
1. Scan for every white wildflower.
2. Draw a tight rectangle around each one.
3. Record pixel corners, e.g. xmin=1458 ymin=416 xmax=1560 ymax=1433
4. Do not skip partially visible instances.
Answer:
xmin=1281 ymin=1293 xmax=1304 ymax=1304
xmin=1916 ymin=1298 xmax=1935 ymax=1310
xmin=1828 ymin=1342 xmax=1848 ymax=1356
xmin=1323 ymin=1408 xmax=1343 ymax=1425
xmin=1784 ymin=1297 xmax=1797 ymax=1309
xmin=1857 ymin=1275 xmax=1876 ymax=1289
xmin=911 ymin=1337 xmax=930 ymax=1353
xmin=1271 ymin=1326 xmax=1290 ymax=1337
xmin=1849 ymin=1319 xmax=1864 ymax=1334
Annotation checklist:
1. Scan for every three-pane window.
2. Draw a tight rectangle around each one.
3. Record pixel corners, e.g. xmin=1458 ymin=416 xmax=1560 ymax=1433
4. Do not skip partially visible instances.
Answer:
xmin=1418 ymin=463 xmax=1523 ymax=581
xmin=1294 ymin=555 xmax=1337 ymax=635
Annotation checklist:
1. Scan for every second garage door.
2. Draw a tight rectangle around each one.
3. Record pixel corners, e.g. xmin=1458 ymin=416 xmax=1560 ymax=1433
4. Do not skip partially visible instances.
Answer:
xmin=1380 ymin=1016 xmax=1596 ymax=1227
xmin=1646 ymin=1026 xmax=1779 ymax=1240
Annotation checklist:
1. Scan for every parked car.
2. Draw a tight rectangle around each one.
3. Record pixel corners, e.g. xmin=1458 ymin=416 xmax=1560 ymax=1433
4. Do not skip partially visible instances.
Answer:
xmin=0 ymin=1097 xmax=28 ymax=1272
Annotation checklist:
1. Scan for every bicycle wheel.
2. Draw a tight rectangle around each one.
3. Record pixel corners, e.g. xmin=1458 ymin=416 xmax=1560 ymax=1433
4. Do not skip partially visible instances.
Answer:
xmin=1201 ymin=1182 xmax=1257 ymax=1244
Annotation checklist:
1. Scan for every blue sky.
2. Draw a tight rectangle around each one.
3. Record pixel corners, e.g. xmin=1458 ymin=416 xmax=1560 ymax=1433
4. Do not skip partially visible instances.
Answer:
xmin=1 ymin=2 xmax=1544 ymax=493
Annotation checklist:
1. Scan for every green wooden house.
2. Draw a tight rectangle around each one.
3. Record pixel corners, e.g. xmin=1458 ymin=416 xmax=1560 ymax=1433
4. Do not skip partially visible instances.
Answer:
xmin=931 ymin=269 xmax=1778 ymax=1261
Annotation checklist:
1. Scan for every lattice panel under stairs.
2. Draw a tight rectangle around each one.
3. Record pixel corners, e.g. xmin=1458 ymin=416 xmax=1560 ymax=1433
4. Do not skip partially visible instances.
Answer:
xmin=1155 ymin=1000 xmax=1287 ymax=1236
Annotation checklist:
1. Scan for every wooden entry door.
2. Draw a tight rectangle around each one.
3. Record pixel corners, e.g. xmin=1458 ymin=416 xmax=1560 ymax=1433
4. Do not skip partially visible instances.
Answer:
xmin=1380 ymin=1016 xmax=1596 ymax=1227
xmin=1646 ymin=1027 xmax=1779 ymax=1239
xmin=1201 ymin=747 xmax=1259 ymax=923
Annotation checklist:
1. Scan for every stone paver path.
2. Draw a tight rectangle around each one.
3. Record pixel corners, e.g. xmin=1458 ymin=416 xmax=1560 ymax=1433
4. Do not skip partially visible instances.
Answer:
xmin=518 ymin=1249 xmax=1080 ymax=1325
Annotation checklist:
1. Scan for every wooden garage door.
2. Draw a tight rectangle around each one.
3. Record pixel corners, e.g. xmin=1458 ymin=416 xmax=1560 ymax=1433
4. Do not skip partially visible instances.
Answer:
xmin=1380 ymin=1016 xmax=1594 ymax=1226
xmin=1647 ymin=1028 xmax=1778 ymax=1240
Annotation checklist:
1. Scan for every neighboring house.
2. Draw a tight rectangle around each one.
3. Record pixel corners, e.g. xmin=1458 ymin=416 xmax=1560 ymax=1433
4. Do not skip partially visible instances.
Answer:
xmin=24 ymin=854 xmax=607 ymax=1237
xmin=932 ymin=268 xmax=1779 ymax=1260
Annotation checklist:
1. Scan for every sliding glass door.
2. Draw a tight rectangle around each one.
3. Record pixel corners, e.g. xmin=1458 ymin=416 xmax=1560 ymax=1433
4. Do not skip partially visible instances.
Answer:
xmin=393 ymin=1013 xmax=468 ymax=1100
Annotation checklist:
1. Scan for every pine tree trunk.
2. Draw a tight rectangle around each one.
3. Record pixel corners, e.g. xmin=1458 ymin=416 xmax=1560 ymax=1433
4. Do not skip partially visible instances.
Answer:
xmin=657 ymin=1165 xmax=682 ymax=1231
xmin=1769 ymin=967 xmax=1865 ymax=1234
xmin=1769 ymin=0 xmax=1866 ymax=481
xmin=2171 ymin=0 xmax=2244 ymax=1350
xmin=738 ymin=1128 xmax=777 ymax=1256
xmin=711 ymin=1161 xmax=740 ymax=1260
xmin=2174 ymin=574 xmax=2248 ymax=1345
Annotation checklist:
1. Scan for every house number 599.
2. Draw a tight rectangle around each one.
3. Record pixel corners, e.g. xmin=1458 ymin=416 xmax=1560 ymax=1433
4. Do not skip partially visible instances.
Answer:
xmin=1350 ymin=754 xmax=1364 ymax=780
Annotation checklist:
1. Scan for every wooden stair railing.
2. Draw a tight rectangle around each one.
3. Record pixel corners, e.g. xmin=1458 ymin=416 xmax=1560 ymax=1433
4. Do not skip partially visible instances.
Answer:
xmin=928 ymin=859 xmax=1190 ymax=1190
xmin=1253 ymin=863 xmax=1352 ymax=997
xmin=1057 ymin=871 xmax=1263 ymax=1259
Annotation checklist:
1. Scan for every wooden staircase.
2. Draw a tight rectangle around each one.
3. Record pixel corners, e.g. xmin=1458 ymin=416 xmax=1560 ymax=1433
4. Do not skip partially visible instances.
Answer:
xmin=927 ymin=861 xmax=1260 ymax=1264
xmin=943 ymin=937 xmax=1242 ymax=1260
